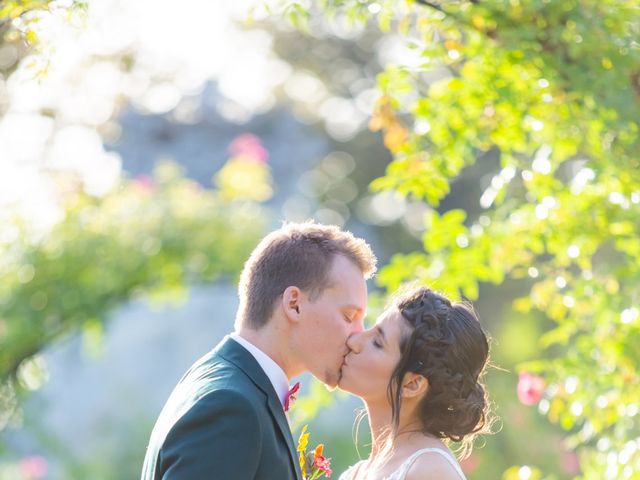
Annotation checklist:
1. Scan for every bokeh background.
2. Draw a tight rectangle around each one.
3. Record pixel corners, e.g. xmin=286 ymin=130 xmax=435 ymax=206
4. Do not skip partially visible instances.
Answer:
xmin=1 ymin=1 xmax=638 ymax=479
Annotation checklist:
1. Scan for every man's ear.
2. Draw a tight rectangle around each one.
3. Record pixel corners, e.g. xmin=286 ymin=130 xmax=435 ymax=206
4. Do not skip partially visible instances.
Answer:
xmin=401 ymin=372 xmax=429 ymax=399
xmin=282 ymin=286 xmax=302 ymax=322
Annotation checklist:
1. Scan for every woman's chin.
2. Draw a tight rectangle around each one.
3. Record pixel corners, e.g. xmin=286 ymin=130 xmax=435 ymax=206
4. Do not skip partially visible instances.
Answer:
xmin=337 ymin=370 xmax=353 ymax=392
xmin=337 ymin=381 xmax=353 ymax=394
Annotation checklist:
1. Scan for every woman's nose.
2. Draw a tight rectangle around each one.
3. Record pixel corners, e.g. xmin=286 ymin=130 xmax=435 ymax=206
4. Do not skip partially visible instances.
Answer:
xmin=346 ymin=331 xmax=364 ymax=353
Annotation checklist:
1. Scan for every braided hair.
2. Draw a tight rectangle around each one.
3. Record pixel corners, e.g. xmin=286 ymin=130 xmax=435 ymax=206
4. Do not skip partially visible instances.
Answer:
xmin=387 ymin=286 xmax=492 ymax=458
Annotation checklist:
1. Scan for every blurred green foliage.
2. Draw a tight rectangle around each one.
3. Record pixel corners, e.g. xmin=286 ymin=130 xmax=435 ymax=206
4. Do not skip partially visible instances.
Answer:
xmin=274 ymin=0 xmax=640 ymax=477
xmin=0 ymin=160 xmax=270 ymax=437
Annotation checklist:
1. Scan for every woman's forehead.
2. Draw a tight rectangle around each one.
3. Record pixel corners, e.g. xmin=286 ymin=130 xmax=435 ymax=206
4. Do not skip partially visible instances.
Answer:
xmin=387 ymin=306 xmax=417 ymax=334
xmin=377 ymin=308 xmax=403 ymax=334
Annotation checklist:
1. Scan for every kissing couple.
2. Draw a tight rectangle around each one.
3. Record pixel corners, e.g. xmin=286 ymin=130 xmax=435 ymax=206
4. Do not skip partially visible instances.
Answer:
xmin=142 ymin=222 xmax=491 ymax=480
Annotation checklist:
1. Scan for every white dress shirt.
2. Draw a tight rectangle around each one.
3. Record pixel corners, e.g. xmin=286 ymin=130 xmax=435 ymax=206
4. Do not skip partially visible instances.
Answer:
xmin=229 ymin=333 xmax=291 ymax=407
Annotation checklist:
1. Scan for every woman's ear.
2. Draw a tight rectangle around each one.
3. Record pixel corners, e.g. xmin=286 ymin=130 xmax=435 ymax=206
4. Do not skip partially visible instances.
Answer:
xmin=401 ymin=372 xmax=429 ymax=399
xmin=282 ymin=286 xmax=302 ymax=323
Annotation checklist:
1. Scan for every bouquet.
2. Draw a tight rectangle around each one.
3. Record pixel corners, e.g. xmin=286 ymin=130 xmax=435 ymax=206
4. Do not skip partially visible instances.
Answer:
xmin=297 ymin=425 xmax=332 ymax=479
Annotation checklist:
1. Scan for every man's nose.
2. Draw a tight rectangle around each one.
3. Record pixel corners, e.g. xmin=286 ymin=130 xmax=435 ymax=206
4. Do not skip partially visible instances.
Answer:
xmin=350 ymin=317 xmax=365 ymax=335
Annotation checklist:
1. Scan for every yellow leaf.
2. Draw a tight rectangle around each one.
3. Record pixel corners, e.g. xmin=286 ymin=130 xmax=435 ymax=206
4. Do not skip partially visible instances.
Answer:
xmin=25 ymin=29 xmax=39 ymax=45
xmin=605 ymin=277 xmax=619 ymax=294
xmin=368 ymin=115 xmax=384 ymax=132
xmin=369 ymin=96 xmax=409 ymax=152
xmin=297 ymin=425 xmax=310 ymax=477
xmin=297 ymin=425 xmax=309 ymax=453
xmin=444 ymin=40 xmax=461 ymax=51
xmin=398 ymin=17 xmax=410 ymax=35
xmin=384 ymin=123 xmax=409 ymax=152
xmin=471 ymin=15 xmax=485 ymax=29
xmin=369 ymin=96 xmax=393 ymax=131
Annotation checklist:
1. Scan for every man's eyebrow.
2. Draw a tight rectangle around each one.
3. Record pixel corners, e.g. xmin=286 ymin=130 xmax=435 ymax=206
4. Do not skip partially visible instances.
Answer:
xmin=376 ymin=325 xmax=387 ymax=344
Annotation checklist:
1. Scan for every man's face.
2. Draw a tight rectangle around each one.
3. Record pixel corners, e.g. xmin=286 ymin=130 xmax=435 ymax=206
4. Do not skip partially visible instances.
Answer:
xmin=297 ymin=255 xmax=367 ymax=388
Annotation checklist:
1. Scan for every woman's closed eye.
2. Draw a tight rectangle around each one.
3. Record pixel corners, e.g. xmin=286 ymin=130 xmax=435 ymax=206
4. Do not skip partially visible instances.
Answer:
xmin=372 ymin=325 xmax=386 ymax=349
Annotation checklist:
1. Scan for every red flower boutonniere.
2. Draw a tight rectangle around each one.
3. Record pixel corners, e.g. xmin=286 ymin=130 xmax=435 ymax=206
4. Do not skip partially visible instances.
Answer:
xmin=284 ymin=382 xmax=300 ymax=412
xmin=297 ymin=425 xmax=332 ymax=479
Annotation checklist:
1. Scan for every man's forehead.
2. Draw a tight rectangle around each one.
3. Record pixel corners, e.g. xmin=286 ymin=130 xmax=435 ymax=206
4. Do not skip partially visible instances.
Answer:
xmin=328 ymin=266 xmax=366 ymax=289
xmin=333 ymin=280 xmax=367 ymax=303
xmin=329 ymin=255 xmax=367 ymax=283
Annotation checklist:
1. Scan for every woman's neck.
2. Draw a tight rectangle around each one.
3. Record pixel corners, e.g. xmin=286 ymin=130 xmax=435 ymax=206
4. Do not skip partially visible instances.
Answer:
xmin=364 ymin=401 xmax=392 ymax=456
xmin=364 ymin=400 xmax=423 ymax=457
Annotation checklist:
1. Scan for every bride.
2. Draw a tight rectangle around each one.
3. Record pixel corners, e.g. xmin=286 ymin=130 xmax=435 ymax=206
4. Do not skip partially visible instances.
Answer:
xmin=338 ymin=286 xmax=492 ymax=480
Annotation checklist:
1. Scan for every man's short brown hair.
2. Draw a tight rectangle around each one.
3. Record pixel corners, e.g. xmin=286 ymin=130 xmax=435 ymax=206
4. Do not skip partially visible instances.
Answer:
xmin=236 ymin=221 xmax=377 ymax=329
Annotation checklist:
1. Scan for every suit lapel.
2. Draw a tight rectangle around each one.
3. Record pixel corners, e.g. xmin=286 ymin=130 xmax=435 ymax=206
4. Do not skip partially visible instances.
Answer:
xmin=216 ymin=336 xmax=303 ymax=479
xmin=266 ymin=392 xmax=303 ymax=479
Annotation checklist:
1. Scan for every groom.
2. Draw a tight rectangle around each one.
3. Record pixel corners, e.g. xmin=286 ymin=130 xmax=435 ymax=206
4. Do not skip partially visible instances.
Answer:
xmin=141 ymin=221 xmax=376 ymax=479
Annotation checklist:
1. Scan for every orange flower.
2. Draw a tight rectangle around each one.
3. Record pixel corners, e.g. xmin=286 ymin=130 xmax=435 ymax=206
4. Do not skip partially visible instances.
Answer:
xmin=313 ymin=444 xmax=332 ymax=478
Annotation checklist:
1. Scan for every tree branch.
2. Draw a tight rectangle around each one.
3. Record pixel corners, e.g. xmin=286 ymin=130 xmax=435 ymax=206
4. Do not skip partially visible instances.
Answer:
xmin=413 ymin=0 xmax=498 ymax=40
xmin=414 ymin=0 xmax=446 ymax=13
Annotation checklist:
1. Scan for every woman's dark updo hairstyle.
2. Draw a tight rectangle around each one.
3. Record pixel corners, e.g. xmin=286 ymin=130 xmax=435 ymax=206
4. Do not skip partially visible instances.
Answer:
xmin=388 ymin=286 xmax=492 ymax=457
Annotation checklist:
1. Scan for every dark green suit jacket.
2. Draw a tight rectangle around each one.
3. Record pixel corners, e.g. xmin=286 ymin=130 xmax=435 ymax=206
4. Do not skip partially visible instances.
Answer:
xmin=141 ymin=336 xmax=303 ymax=480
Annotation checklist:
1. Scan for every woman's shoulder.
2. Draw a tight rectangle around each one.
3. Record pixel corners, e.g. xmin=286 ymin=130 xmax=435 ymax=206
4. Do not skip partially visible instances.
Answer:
xmin=403 ymin=448 xmax=466 ymax=480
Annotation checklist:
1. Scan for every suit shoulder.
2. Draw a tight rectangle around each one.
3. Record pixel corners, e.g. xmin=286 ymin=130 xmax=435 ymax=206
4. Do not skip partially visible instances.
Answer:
xmin=181 ymin=354 xmax=261 ymax=399
xmin=165 ymin=388 xmax=263 ymax=450
xmin=154 ymin=361 xmax=265 ymax=444
xmin=179 ymin=388 xmax=260 ymax=424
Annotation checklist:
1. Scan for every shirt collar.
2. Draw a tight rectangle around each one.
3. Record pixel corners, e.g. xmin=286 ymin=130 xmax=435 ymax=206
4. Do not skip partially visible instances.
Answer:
xmin=229 ymin=333 xmax=290 ymax=407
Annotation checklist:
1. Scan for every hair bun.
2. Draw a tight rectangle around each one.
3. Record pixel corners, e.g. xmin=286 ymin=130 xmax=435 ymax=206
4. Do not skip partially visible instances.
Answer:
xmin=390 ymin=286 xmax=493 ymax=458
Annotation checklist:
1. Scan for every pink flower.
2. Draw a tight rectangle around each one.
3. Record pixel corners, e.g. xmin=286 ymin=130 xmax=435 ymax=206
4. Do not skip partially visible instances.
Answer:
xmin=228 ymin=134 xmax=269 ymax=163
xmin=20 ymin=456 xmax=48 ymax=479
xmin=131 ymin=175 xmax=154 ymax=191
xmin=561 ymin=451 xmax=580 ymax=475
xmin=517 ymin=372 xmax=545 ymax=405
xmin=314 ymin=456 xmax=332 ymax=477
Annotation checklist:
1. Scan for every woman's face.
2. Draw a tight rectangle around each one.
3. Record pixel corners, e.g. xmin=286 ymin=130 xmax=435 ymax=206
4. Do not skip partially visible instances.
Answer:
xmin=339 ymin=307 xmax=408 ymax=402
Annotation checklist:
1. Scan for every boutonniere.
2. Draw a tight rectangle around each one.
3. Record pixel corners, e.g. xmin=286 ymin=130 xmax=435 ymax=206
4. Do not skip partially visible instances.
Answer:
xmin=297 ymin=425 xmax=332 ymax=479
xmin=285 ymin=382 xmax=300 ymax=412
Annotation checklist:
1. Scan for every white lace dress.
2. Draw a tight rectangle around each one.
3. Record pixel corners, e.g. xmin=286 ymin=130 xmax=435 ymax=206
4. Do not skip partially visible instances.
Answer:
xmin=338 ymin=448 xmax=467 ymax=480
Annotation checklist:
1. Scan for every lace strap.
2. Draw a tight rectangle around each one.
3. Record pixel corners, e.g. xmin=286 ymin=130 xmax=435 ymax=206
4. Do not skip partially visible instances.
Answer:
xmin=338 ymin=460 xmax=366 ymax=480
xmin=397 ymin=448 xmax=466 ymax=480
